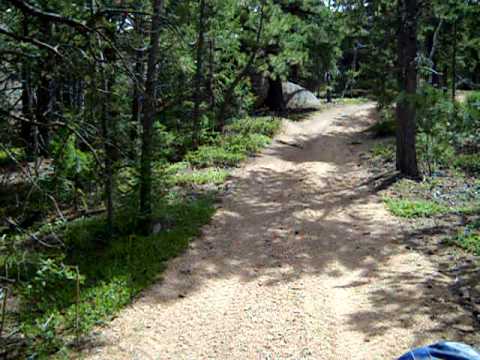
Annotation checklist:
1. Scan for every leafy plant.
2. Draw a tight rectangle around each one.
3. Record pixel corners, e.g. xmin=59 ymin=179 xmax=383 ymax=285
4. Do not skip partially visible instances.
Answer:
xmin=453 ymin=154 xmax=480 ymax=175
xmin=384 ymin=197 xmax=448 ymax=218
xmin=371 ymin=142 xmax=395 ymax=162
xmin=185 ymin=146 xmax=246 ymax=168
xmin=452 ymin=220 xmax=480 ymax=255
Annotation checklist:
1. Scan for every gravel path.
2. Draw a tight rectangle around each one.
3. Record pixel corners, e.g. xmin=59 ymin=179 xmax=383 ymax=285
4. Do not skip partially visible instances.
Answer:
xmin=84 ymin=104 xmax=463 ymax=359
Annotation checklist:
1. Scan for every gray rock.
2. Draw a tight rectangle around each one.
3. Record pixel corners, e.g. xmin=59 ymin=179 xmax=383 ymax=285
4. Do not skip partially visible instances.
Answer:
xmin=282 ymin=82 xmax=322 ymax=110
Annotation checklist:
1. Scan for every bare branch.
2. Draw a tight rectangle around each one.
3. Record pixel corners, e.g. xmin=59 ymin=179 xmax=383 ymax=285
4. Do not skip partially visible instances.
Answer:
xmin=0 ymin=25 xmax=62 ymax=57
xmin=6 ymin=0 xmax=91 ymax=32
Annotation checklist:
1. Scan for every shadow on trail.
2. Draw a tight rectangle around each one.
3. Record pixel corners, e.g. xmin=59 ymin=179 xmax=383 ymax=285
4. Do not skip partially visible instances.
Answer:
xmin=99 ymin=104 xmax=474 ymax=351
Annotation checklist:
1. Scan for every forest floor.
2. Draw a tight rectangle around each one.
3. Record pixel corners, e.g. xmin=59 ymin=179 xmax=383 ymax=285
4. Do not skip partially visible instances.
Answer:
xmin=82 ymin=103 xmax=480 ymax=359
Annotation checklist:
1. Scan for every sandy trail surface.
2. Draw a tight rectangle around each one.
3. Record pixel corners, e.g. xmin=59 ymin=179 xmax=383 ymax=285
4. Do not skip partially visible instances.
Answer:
xmin=84 ymin=104 xmax=466 ymax=360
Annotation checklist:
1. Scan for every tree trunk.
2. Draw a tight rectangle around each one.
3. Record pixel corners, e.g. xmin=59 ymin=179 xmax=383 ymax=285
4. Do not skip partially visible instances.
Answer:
xmin=265 ymin=77 xmax=285 ymax=112
xmin=451 ymin=19 xmax=457 ymax=102
xmin=428 ymin=18 xmax=443 ymax=86
xmin=207 ymin=37 xmax=215 ymax=114
xmin=130 ymin=10 xmax=145 ymax=158
xmin=396 ymin=0 xmax=419 ymax=178
xmin=130 ymin=49 xmax=144 ymax=158
xmin=35 ymin=18 xmax=55 ymax=157
xmin=192 ymin=0 xmax=207 ymax=148
xmin=139 ymin=0 xmax=164 ymax=233
xmin=20 ymin=13 xmax=35 ymax=158
xmin=101 ymin=71 xmax=115 ymax=239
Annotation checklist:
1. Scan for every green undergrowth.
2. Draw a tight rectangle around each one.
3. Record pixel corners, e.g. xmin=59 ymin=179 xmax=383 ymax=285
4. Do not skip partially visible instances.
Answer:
xmin=450 ymin=219 xmax=480 ymax=255
xmin=384 ymin=197 xmax=449 ymax=218
xmin=371 ymin=141 xmax=395 ymax=162
xmin=0 ymin=147 xmax=25 ymax=166
xmin=4 ymin=193 xmax=215 ymax=357
xmin=185 ymin=116 xmax=280 ymax=169
xmin=170 ymin=167 xmax=230 ymax=186
xmin=337 ymin=97 xmax=370 ymax=105
xmin=1 ymin=115 xmax=282 ymax=357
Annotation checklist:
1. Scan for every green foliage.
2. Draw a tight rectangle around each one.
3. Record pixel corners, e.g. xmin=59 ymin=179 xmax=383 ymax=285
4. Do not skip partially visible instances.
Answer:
xmin=20 ymin=259 xmax=83 ymax=314
xmin=414 ymin=86 xmax=457 ymax=175
xmin=171 ymin=168 xmax=229 ymax=186
xmin=456 ymin=91 xmax=480 ymax=150
xmin=452 ymin=220 xmax=480 ymax=255
xmin=186 ymin=116 xmax=280 ymax=168
xmin=371 ymin=142 xmax=395 ymax=162
xmin=453 ymin=154 xmax=480 ymax=175
xmin=384 ymin=198 xmax=448 ymax=218
xmin=185 ymin=145 xmax=246 ymax=168
xmin=16 ymin=194 xmax=215 ymax=357
xmin=0 ymin=147 xmax=25 ymax=166
xmin=225 ymin=133 xmax=272 ymax=155
xmin=463 ymin=91 xmax=480 ymax=127
xmin=368 ymin=108 xmax=396 ymax=137
xmin=225 ymin=116 xmax=281 ymax=137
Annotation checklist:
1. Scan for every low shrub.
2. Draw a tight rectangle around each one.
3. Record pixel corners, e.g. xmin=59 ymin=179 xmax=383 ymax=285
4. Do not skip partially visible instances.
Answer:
xmin=453 ymin=154 xmax=480 ymax=175
xmin=452 ymin=220 xmax=480 ymax=255
xmin=225 ymin=116 xmax=281 ymax=137
xmin=15 ymin=194 xmax=215 ymax=357
xmin=371 ymin=142 xmax=395 ymax=162
xmin=384 ymin=198 xmax=448 ymax=218
xmin=172 ymin=168 xmax=229 ymax=186
xmin=185 ymin=146 xmax=246 ymax=168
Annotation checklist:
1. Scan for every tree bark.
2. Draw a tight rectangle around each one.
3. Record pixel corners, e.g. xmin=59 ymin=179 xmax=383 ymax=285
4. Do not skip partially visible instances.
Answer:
xmin=428 ymin=18 xmax=443 ymax=86
xmin=451 ymin=19 xmax=457 ymax=102
xmin=396 ymin=0 xmax=419 ymax=178
xmin=101 ymin=70 xmax=115 ymax=239
xmin=20 ymin=13 xmax=35 ymax=158
xmin=139 ymin=0 xmax=164 ymax=233
xmin=35 ymin=19 xmax=55 ymax=157
xmin=130 ymin=50 xmax=144 ymax=156
xmin=192 ymin=0 xmax=207 ymax=148
xmin=265 ymin=77 xmax=285 ymax=112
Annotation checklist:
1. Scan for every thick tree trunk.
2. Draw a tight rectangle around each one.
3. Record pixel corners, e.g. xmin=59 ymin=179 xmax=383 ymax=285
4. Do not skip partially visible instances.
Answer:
xmin=139 ymin=0 xmax=164 ymax=233
xmin=192 ymin=0 xmax=207 ymax=148
xmin=265 ymin=77 xmax=285 ymax=112
xmin=396 ymin=0 xmax=419 ymax=178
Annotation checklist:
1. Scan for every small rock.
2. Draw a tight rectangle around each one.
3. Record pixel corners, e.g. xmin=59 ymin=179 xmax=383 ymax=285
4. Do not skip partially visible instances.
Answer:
xmin=460 ymin=287 xmax=471 ymax=300
xmin=453 ymin=324 xmax=475 ymax=333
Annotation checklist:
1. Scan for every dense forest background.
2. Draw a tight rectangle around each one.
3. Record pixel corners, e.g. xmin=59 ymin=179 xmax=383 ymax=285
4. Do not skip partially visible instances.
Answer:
xmin=0 ymin=0 xmax=479 ymax=357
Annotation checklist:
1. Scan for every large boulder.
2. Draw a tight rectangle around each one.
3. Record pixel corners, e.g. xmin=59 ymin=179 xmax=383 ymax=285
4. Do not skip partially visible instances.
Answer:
xmin=282 ymin=82 xmax=322 ymax=110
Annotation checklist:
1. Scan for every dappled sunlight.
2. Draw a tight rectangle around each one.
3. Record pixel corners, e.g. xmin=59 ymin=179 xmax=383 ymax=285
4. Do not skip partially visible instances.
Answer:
xmin=84 ymin=103 xmax=476 ymax=359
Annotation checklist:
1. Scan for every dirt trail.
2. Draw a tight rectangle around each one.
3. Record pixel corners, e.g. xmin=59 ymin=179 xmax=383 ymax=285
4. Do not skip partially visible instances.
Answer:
xmin=85 ymin=104 xmax=463 ymax=359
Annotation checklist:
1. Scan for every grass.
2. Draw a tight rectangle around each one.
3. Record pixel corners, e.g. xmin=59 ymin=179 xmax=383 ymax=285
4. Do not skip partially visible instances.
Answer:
xmin=384 ymin=197 xmax=449 ymax=218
